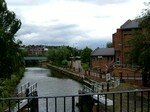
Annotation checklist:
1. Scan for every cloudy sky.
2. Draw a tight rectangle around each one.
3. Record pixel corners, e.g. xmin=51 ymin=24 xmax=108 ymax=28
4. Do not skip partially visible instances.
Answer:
xmin=5 ymin=0 xmax=149 ymax=49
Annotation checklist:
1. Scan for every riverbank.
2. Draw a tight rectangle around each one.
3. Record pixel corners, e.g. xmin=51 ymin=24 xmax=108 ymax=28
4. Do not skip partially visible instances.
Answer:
xmin=0 ymin=67 xmax=25 ymax=111
xmin=47 ymin=64 xmax=92 ymax=87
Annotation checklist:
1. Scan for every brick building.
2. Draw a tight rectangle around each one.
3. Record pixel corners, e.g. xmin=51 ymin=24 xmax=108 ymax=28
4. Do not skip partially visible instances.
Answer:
xmin=27 ymin=46 xmax=48 ymax=56
xmin=91 ymin=47 xmax=114 ymax=73
xmin=112 ymin=19 xmax=141 ymax=65
xmin=112 ymin=19 xmax=142 ymax=85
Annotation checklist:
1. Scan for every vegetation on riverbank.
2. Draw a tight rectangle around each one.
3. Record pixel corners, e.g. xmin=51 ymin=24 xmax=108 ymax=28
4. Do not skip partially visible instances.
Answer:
xmin=0 ymin=1 xmax=25 ymax=111
xmin=47 ymin=46 xmax=92 ymax=70
xmin=0 ymin=0 xmax=24 ymax=94
xmin=0 ymin=67 xmax=25 ymax=111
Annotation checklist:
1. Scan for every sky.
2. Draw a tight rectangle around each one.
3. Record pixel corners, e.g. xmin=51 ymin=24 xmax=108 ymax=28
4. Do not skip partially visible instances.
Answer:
xmin=5 ymin=0 xmax=149 ymax=49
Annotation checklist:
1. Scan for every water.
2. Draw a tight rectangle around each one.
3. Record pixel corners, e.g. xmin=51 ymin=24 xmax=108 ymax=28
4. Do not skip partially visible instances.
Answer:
xmin=17 ymin=67 xmax=83 ymax=112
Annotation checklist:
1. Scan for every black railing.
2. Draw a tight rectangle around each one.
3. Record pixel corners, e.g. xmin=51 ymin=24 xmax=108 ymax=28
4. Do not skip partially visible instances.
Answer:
xmin=0 ymin=89 xmax=150 ymax=112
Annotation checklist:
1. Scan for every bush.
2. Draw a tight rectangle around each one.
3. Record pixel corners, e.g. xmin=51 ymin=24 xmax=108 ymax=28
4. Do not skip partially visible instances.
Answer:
xmin=0 ymin=67 xmax=25 ymax=111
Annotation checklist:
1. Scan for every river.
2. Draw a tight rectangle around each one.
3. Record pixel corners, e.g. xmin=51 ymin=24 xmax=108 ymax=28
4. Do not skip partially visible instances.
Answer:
xmin=17 ymin=67 xmax=83 ymax=112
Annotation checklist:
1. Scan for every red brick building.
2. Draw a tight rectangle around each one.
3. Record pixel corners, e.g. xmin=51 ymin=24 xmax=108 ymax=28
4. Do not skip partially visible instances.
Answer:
xmin=112 ymin=19 xmax=140 ymax=65
xmin=27 ymin=46 xmax=47 ymax=56
xmin=91 ymin=47 xmax=114 ymax=73
xmin=112 ymin=19 xmax=142 ymax=85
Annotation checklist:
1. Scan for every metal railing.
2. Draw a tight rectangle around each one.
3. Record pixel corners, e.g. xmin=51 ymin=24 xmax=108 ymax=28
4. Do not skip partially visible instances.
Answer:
xmin=17 ymin=82 xmax=37 ymax=97
xmin=0 ymin=89 xmax=150 ymax=112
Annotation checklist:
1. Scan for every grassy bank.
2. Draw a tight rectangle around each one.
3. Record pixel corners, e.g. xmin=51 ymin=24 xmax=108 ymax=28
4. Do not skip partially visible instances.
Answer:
xmin=0 ymin=67 xmax=25 ymax=111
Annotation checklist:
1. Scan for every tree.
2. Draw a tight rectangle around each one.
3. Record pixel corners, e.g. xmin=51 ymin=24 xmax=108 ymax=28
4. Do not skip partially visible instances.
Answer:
xmin=106 ymin=42 xmax=113 ymax=48
xmin=128 ymin=2 xmax=150 ymax=86
xmin=81 ymin=47 xmax=92 ymax=63
xmin=0 ymin=0 xmax=23 ymax=78
xmin=48 ymin=46 xmax=72 ymax=65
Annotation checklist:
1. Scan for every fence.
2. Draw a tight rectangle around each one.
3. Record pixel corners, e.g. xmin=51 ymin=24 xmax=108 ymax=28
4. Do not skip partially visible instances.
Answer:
xmin=0 ymin=89 xmax=150 ymax=112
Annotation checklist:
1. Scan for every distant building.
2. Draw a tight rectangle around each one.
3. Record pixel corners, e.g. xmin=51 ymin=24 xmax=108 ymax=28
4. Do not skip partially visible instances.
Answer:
xmin=112 ymin=19 xmax=141 ymax=65
xmin=27 ymin=46 xmax=48 ymax=56
xmin=91 ymin=47 xmax=114 ymax=73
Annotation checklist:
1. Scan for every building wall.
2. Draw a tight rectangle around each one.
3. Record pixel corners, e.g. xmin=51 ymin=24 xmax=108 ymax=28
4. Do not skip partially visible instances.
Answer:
xmin=113 ymin=29 xmax=122 ymax=64
xmin=28 ymin=47 xmax=45 ymax=56
xmin=113 ymin=28 xmax=139 ymax=65
xmin=91 ymin=56 xmax=114 ymax=73
xmin=112 ymin=67 xmax=142 ymax=86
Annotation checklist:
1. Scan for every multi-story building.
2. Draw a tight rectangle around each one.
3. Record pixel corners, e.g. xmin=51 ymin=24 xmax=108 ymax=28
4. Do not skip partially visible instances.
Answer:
xmin=112 ymin=19 xmax=141 ymax=65
xmin=112 ymin=19 xmax=142 ymax=85
xmin=27 ymin=46 xmax=48 ymax=56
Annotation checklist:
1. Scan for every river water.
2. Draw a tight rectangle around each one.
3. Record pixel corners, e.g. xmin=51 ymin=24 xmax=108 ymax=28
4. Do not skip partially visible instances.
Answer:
xmin=17 ymin=67 xmax=83 ymax=112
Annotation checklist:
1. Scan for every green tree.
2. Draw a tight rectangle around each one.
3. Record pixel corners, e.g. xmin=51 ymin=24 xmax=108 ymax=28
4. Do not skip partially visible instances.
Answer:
xmin=48 ymin=46 xmax=70 ymax=65
xmin=81 ymin=47 xmax=92 ymax=63
xmin=47 ymin=46 xmax=82 ymax=66
xmin=128 ymin=2 xmax=150 ymax=86
xmin=0 ymin=0 xmax=23 ymax=78
xmin=106 ymin=42 xmax=113 ymax=48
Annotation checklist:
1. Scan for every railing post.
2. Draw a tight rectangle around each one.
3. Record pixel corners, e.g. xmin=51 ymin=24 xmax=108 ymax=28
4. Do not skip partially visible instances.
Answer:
xmin=105 ymin=94 xmax=107 ymax=112
xmin=64 ymin=97 xmax=66 ymax=112
xmin=120 ymin=93 xmax=122 ymax=112
xmin=141 ymin=91 xmax=143 ymax=112
xmin=134 ymin=92 xmax=136 ymax=112
xmin=113 ymin=93 xmax=115 ymax=112
xmin=55 ymin=97 xmax=57 ymax=112
xmin=72 ymin=96 xmax=75 ymax=112
xmin=148 ymin=91 xmax=150 ymax=112
xmin=46 ymin=98 xmax=48 ymax=112
xmin=127 ymin=92 xmax=129 ymax=111
xmin=8 ymin=100 xmax=11 ymax=112
xmin=97 ymin=94 xmax=99 ymax=112
xmin=30 ymin=92 xmax=39 ymax=112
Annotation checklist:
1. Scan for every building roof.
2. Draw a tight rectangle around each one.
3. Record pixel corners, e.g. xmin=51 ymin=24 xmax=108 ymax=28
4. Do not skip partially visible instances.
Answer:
xmin=91 ymin=48 xmax=114 ymax=56
xmin=120 ymin=19 xmax=140 ymax=29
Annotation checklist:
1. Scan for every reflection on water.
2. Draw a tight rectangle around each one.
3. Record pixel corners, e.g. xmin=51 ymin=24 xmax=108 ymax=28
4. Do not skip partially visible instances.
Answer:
xmin=17 ymin=67 xmax=83 ymax=112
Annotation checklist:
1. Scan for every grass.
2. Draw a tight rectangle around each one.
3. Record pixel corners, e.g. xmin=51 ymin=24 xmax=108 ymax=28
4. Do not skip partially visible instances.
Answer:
xmin=107 ymin=83 xmax=148 ymax=112
xmin=93 ymin=83 xmax=149 ymax=112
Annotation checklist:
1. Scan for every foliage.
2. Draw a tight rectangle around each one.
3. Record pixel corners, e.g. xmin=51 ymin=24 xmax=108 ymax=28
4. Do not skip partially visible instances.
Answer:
xmin=47 ymin=46 xmax=81 ymax=66
xmin=106 ymin=42 xmax=113 ymax=48
xmin=61 ymin=59 xmax=68 ymax=66
xmin=128 ymin=2 xmax=150 ymax=86
xmin=0 ymin=0 xmax=24 ymax=78
xmin=82 ymin=63 xmax=90 ymax=70
xmin=81 ymin=47 xmax=92 ymax=63
xmin=0 ymin=67 xmax=24 ymax=111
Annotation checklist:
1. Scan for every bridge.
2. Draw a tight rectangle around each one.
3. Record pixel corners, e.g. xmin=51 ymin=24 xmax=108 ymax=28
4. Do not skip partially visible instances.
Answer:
xmin=24 ymin=57 xmax=47 ymax=61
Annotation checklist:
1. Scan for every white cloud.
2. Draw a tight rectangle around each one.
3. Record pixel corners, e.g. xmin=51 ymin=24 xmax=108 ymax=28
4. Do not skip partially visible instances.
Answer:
xmin=5 ymin=0 xmax=149 ymax=49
